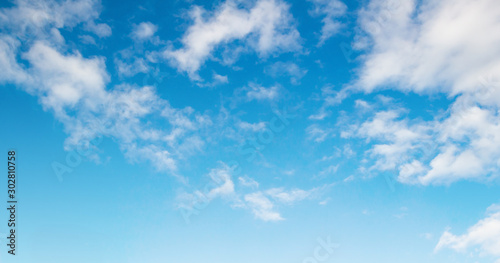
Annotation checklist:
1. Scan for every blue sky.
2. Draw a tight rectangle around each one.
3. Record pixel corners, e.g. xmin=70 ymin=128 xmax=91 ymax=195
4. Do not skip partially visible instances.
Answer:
xmin=1 ymin=0 xmax=500 ymax=262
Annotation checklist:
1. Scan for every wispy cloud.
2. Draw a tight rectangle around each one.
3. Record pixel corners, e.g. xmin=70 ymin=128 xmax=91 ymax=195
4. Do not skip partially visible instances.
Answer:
xmin=266 ymin=61 xmax=307 ymax=85
xmin=238 ymin=176 xmax=259 ymax=188
xmin=176 ymin=162 xmax=330 ymax=222
xmin=246 ymin=84 xmax=280 ymax=101
xmin=306 ymin=124 xmax=332 ymax=142
xmin=308 ymin=0 xmax=347 ymax=46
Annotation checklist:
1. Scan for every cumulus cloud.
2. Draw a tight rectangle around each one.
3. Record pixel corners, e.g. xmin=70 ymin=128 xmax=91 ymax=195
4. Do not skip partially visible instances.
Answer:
xmin=164 ymin=0 xmax=301 ymax=78
xmin=23 ymin=42 xmax=109 ymax=113
xmin=0 ymin=0 xmax=110 ymax=83
xmin=436 ymin=204 xmax=500 ymax=260
xmin=419 ymin=103 xmax=500 ymax=185
xmin=354 ymin=0 xmax=500 ymax=95
xmin=347 ymin=101 xmax=500 ymax=185
xmin=356 ymin=110 xmax=429 ymax=171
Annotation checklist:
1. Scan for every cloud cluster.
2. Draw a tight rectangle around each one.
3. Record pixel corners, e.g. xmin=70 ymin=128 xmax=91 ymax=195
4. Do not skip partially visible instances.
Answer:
xmin=164 ymin=0 xmax=301 ymax=79
xmin=177 ymin=163 xmax=323 ymax=221
xmin=338 ymin=0 xmax=500 ymax=185
xmin=344 ymin=101 xmax=500 ymax=185
xmin=0 ymin=0 xmax=212 ymax=180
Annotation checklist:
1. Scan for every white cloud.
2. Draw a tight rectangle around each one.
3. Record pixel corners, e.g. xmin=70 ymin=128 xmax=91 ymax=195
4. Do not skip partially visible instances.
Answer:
xmin=265 ymin=188 xmax=313 ymax=204
xmin=244 ymin=192 xmax=284 ymax=221
xmin=420 ymin=103 xmax=500 ymax=185
xmin=176 ymin=162 xmax=320 ymax=222
xmin=316 ymin=164 xmax=339 ymax=179
xmin=79 ymin=35 xmax=96 ymax=45
xmin=246 ymin=84 xmax=279 ymax=101
xmin=176 ymin=163 xmax=327 ymax=221
xmin=0 ymin=36 xmax=29 ymax=84
xmin=419 ymin=146 xmax=484 ymax=185
xmin=306 ymin=124 xmax=331 ymax=142
xmin=339 ymin=0 xmax=500 ymax=185
xmin=131 ymin=22 xmax=158 ymax=41
xmin=206 ymin=165 xmax=236 ymax=199
xmin=212 ymin=73 xmax=228 ymax=84
xmin=0 ymin=0 xmax=110 ymax=83
xmin=125 ymin=144 xmax=177 ymax=172
xmin=354 ymin=0 xmax=500 ymax=96
xmin=436 ymin=205 xmax=500 ymax=260
xmin=349 ymin=102 xmax=500 ymax=185
xmin=115 ymin=56 xmax=149 ymax=77
xmin=238 ymin=176 xmax=259 ymax=188
xmin=319 ymin=198 xmax=330 ymax=205
xmin=245 ymin=185 xmax=324 ymax=220
xmin=23 ymin=42 xmax=109 ymax=114
xmin=163 ymin=0 xmax=301 ymax=78
xmin=0 ymin=0 xmax=106 ymax=40
xmin=238 ymin=121 xmax=267 ymax=132
xmin=0 ymin=0 xmax=215 ymax=179
xmin=357 ymin=109 xmax=428 ymax=169
xmin=398 ymin=160 xmax=425 ymax=184
xmin=85 ymin=21 xmax=112 ymax=37
xmin=354 ymin=99 xmax=371 ymax=110
xmin=487 ymin=204 xmax=500 ymax=214
xmin=176 ymin=163 xmax=238 ymax=213
xmin=343 ymin=144 xmax=355 ymax=157
xmin=194 ymin=72 xmax=229 ymax=87
xmin=308 ymin=0 xmax=347 ymax=45
xmin=309 ymin=85 xmax=346 ymax=120
xmin=344 ymin=106 xmax=434 ymax=182
xmin=343 ymin=175 xmax=354 ymax=182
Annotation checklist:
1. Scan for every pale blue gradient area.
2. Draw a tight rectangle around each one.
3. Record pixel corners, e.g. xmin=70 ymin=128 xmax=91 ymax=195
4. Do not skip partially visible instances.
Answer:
xmin=0 ymin=0 xmax=499 ymax=262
